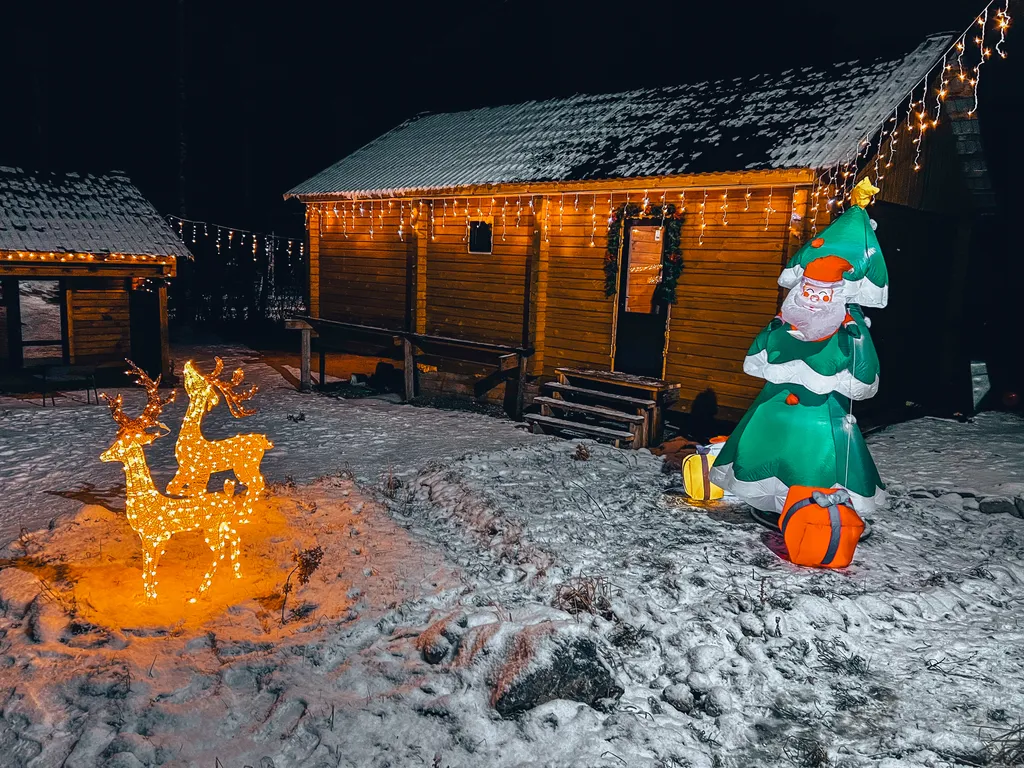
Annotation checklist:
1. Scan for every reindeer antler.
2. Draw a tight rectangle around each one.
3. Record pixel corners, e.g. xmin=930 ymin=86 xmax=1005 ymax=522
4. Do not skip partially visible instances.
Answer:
xmin=102 ymin=360 xmax=176 ymax=436
xmin=126 ymin=360 xmax=176 ymax=426
xmin=203 ymin=356 xmax=258 ymax=417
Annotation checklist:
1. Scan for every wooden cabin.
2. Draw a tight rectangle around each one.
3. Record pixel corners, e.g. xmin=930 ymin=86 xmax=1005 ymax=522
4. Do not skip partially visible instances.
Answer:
xmin=0 ymin=168 xmax=187 ymax=379
xmin=285 ymin=32 xmax=993 ymax=430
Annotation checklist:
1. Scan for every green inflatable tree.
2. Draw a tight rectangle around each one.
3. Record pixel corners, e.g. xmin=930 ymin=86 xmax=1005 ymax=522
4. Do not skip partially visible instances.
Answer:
xmin=710 ymin=179 xmax=887 ymax=518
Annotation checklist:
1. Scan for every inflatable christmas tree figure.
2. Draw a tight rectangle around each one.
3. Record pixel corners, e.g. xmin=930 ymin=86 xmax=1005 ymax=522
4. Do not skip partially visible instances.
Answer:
xmin=710 ymin=179 xmax=887 ymax=519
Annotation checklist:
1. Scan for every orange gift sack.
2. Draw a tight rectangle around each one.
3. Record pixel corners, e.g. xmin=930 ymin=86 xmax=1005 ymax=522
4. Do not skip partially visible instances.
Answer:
xmin=780 ymin=486 xmax=864 ymax=568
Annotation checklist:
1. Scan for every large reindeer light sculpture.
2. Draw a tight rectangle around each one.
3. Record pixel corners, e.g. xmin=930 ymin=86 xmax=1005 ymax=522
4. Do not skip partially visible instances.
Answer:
xmin=166 ymin=358 xmax=273 ymax=498
xmin=100 ymin=362 xmax=258 ymax=601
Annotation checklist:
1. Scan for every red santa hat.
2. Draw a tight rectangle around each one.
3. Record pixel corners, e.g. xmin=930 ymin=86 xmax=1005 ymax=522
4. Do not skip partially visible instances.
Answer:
xmin=803 ymin=254 xmax=853 ymax=285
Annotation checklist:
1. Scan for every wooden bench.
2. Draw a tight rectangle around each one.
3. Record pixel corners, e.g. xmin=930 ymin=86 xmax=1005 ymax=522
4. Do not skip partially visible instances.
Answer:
xmin=286 ymin=316 xmax=534 ymax=419
xmin=31 ymin=364 xmax=99 ymax=406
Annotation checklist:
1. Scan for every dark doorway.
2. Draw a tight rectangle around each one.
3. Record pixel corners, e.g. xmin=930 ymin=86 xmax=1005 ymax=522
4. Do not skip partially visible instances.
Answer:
xmin=614 ymin=221 xmax=669 ymax=378
xmin=129 ymin=285 xmax=163 ymax=376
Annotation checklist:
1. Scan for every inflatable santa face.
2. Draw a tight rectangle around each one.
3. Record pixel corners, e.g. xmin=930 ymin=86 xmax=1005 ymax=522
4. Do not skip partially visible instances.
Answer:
xmin=780 ymin=255 xmax=855 ymax=342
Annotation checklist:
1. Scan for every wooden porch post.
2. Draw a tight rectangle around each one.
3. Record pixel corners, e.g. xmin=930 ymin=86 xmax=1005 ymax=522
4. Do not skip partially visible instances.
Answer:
xmin=527 ymin=196 xmax=549 ymax=376
xmin=300 ymin=327 xmax=311 ymax=392
xmin=157 ymin=281 xmax=171 ymax=379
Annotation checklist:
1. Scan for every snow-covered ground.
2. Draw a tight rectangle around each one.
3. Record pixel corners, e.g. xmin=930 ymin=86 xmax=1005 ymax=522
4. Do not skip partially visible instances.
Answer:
xmin=1 ymin=345 xmax=1023 ymax=768
xmin=0 ymin=345 xmax=536 ymax=544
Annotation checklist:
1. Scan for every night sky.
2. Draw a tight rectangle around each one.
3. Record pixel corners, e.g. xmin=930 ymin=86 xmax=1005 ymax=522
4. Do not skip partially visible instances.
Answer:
xmin=3 ymin=0 xmax=1021 ymax=239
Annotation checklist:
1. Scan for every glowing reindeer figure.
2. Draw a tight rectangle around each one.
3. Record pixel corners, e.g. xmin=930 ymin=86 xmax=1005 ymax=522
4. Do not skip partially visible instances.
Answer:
xmin=100 ymin=363 xmax=255 ymax=600
xmin=166 ymin=358 xmax=273 ymax=499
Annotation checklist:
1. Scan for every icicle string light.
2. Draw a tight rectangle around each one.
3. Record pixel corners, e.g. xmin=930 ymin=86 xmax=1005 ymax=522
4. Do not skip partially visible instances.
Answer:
xmin=698 ymin=190 xmax=707 ymax=246
xmin=590 ymin=194 xmax=597 ymax=247
xmin=995 ymin=3 xmax=1011 ymax=57
xmin=969 ymin=7 xmax=991 ymax=115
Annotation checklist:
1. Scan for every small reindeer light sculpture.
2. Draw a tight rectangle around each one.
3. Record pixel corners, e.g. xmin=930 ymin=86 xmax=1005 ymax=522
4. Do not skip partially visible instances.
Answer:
xmin=100 ymin=362 xmax=258 ymax=601
xmin=166 ymin=358 xmax=273 ymax=499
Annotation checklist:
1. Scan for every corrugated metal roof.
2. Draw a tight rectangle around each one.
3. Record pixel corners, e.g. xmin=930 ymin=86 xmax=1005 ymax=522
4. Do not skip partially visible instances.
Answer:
xmin=287 ymin=34 xmax=953 ymax=199
xmin=0 ymin=167 xmax=192 ymax=258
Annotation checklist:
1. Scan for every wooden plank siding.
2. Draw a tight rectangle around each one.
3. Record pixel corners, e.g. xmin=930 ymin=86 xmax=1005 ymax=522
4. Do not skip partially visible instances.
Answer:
xmin=666 ymin=187 xmax=800 ymax=414
xmin=543 ymin=199 xmax=615 ymax=375
xmin=315 ymin=206 xmax=409 ymax=329
xmin=67 ymin=279 xmax=131 ymax=362
xmin=423 ymin=209 xmax=532 ymax=345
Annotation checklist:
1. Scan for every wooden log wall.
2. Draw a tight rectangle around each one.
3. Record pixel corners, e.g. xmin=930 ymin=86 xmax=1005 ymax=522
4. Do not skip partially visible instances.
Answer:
xmin=423 ymin=202 xmax=531 ymax=346
xmin=543 ymin=197 xmax=615 ymax=374
xmin=313 ymin=205 xmax=410 ymax=330
xmin=666 ymin=186 xmax=801 ymax=416
xmin=67 ymin=278 xmax=130 ymax=362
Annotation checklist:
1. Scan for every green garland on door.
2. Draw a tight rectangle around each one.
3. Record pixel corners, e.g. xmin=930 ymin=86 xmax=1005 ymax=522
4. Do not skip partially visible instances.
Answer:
xmin=604 ymin=203 xmax=684 ymax=303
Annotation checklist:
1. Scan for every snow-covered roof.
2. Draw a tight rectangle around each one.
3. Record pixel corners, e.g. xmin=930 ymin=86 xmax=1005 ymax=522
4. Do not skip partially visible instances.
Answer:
xmin=0 ymin=167 xmax=191 ymax=258
xmin=286 ymin=34 xmax=953 ymax=200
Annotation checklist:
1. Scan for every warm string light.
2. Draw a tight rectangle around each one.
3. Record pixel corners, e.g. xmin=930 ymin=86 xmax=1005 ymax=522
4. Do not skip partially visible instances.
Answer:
xmin=442 ymin=198 xmax=448 ymax=230
xmin=764 ymin=186 xmax=775 ymax=231
xmin=99 ymin=361 xmax=270 ymax=601
xmin=464 ymin=197 xmax=471 ymax=242
xmin=956 ymin=36 xmax=967 ymax=81
xmin=810 ymin=177 xmax=821 ymax=235
xmin=590 ymin=194 xmax=597 ymax=247
xmin=698 ymin=189 xmax=707 ymax=246
xmin=368 ymin=199 xmax=374 ymax=239
xmin=559 ymin=193 xmax=565 ymax=232
xmin=744 ymin=187 xmax=751 ymax=211
xmin=501 ymin=198 xmax=507 ymax=241
xmin=721 ymin=190 xmax=729 ymax=226
xmin=995 ymin=3 xmax=1011 ymax=58
xmin=885 ymin=106 xmax=900 ymax=169
xmin=936 ymin=53 xmax=949 ymax=124
xmin=398 ymin=201 xmax=405 ymax=241
xmin=642 ymin=189 xmax=650 ymax=213
xmin=544 ymin=196 xmax=551 ymax=242
xmin=969 ymin=7 xmax=991 ymax=115
xmin=516 ymin=195 xmax=523 ymax=227
xmin=574 ymin=193 xmax=579 ymax=211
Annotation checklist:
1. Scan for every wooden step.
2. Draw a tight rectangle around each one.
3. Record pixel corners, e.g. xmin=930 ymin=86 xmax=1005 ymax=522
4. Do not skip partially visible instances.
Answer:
xmin=524 ymin=413 xmax=636 ymax=445
xmin=543 ymin=381 xmax=655 ymax=409
xmin=534 ymin=396 xmax=645 ymax=423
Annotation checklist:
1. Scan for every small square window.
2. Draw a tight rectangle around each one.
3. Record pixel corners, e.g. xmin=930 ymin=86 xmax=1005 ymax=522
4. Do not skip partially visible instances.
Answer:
xmin=468 ymin=218 xmax=493 ymax=254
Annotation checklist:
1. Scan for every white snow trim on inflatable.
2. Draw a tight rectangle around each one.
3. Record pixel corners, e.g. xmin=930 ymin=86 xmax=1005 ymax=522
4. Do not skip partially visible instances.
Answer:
xmin=709 ymin=462 xmax=885 ymax=516
xmin=778 ymin=266 xmax=889 ymax=309
xmin=743 ymin=349 xmax=880 ymax=400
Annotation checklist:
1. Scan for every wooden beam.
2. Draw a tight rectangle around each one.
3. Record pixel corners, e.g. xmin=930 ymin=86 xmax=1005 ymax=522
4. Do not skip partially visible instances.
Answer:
xmin=290 ymin=168 xmax=820 ymax=203
xmin=300 ymin=328 xmax=311 ymax=392
xmin=415 ymin=204 xmax=428 ymax=334
xmin=0 ymin=264 xmax=171 ymax=279
xmin=157 ymin=281 xmax=171 ymax=379
xmin=527 ymin=196 xmax=549 ymax=376
xmin=308 ymin=207 xmax=320 ymax=316
xmin=403 ymin=337 xmax=415 ymax=401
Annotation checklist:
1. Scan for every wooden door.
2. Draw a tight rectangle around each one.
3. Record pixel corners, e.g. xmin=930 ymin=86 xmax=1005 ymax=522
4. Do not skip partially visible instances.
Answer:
xmin=614 ymin=222 xmax=669 ymax=378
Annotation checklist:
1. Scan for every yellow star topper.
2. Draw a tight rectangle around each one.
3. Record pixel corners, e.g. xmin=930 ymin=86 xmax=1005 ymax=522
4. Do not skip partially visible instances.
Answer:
xmin=851 ymin=178 xmax=880 ymax=209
